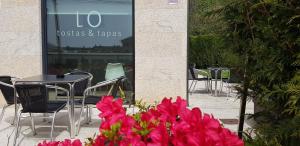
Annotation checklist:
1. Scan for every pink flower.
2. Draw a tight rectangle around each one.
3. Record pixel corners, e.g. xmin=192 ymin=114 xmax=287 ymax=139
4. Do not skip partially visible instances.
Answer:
xmin=71 ymin=139 xmax=82 ymax=146
xmin=38 ymin=96 xmax=244 ymax=146
xmin=156 ymin=97 xmax=188 ymax=123
xmin=174 ymin=97 xmax=187 ymax=116
xmin=37 ymin=141 xmax=59 ymax=146
xmin=96 ymin=96 xmax=126 ymax=119
xmin=60 ymin=139 xmax=82 ymax=146
xmin=146 ymin=123 xmax=169 ymax=146
xmin=93 ymin=135 xmax=106 ymax=146
xmin=220 ymin=128 xmax=244 ymax=146
xmin=37 ymin=139 xmax=82 ymax=146
xmin=156 ymin=98 xmax=178 ymax=122
xmin=141 ymin=109 xmax=160 ymax=122
xmin=119 ymin=134 xmax=146 ymax=146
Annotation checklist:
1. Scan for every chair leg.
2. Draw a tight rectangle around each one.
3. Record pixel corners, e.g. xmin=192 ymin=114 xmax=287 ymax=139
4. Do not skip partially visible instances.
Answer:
xmin=29 ymin=113 xmax=37 ymax=135
xmin=192 ymin=81 xmax=198 ymax=92
xmin=0 ymin=105 xmax=8 ymax=122
xmin=67 ymin=103 xmax=72 ymax=125
xmin=206 ymin=80 xmax=210 ymax=92
xmin=131 ymin=104 xmax=135 ymax=114
xmin=55 ymin=84 xmax=58 ymax=100
xmin=50 ymin=112 xmax=57 ymax=141
xmin=42 ymin=113 xmax=47 ymax=122
xmin=11 ymin=104 xmax=20 ymax=125
xmin=219 ymin=80 xmax=223 ymax=95
xmin=88 ymin=107 xmax=92 ymax=123
xmin=226 ymin=82 xmax=230 ymax=97
xmin=76 ymin=104 xmax=85 ymax=136
xmin=188 ymin=80 xmax=195 ymax=92
xmin=210 ymin=80 xmax=213 ymax=94
xmin=13 ymin=112 xmax=22 ymax=146
xmin=85 ymin=106 xmax=89 ymax=124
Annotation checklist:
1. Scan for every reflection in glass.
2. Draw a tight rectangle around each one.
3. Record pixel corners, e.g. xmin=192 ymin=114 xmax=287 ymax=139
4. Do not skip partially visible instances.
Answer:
xmin=46 ymin=0 xmax=134 ymax=98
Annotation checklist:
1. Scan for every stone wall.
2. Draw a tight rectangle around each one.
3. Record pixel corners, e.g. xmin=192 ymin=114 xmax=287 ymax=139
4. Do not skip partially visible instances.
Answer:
xmin=0 ymin=0 xmax=188 ymax=105
xmin=0 ymin=0 xmax=42 ymax=106
xmin=135 ymin=0 xmax=188 ymax=102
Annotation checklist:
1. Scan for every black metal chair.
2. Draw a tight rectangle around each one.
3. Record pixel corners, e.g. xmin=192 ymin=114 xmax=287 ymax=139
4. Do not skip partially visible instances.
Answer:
xmin=66 ymin=69 xmax=93 ymax=96
xmin=13 ymin=84 xmax=69 ymax=145
xmin=188 ymin=66 xmax=210 ymax=93
xmin=55 ymin=69 xmax=93 ymax=98
xmin=0 ymin=76 xmax=19 ymax=123
xmin=76 ymin=76 xmax=126 ymax=135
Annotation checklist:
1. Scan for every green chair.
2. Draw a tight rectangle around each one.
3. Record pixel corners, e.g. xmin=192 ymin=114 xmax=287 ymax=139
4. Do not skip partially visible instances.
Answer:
xmin=105 ymin=63 xmax=125 ymax=81
xmin=220 ymin=69 xmax=230 ymax=96
xmin=104 ymin=63 xmax=125 ymax=94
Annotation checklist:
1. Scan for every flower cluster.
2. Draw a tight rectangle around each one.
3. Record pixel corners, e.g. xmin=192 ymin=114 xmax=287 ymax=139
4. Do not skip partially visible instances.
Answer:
xmin=38 ymin=139 xmax=82 ymax=146
xmin=38 ymin=96 xmax=244 ymax=146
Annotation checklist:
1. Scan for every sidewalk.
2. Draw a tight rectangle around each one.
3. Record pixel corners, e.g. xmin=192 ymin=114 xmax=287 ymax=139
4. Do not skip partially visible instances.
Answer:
xmin=0 ymin=81 xmax=253 ymax=145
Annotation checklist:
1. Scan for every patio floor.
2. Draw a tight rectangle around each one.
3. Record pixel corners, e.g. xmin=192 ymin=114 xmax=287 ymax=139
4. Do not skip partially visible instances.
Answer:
xmin=188 ymin=80 xmax=254 ymax=132
xmin=0 ymin=81 xmax=254 ymax=146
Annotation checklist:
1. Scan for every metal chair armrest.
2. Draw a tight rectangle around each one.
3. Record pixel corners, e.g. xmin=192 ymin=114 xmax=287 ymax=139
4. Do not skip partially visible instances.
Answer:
xmin=0 ymin=81 xmax=14 ymax=88
xmin=84 ymin=79 xmax=118 ymax=96
xmin=46 ymin=85 xmax=70 ymax=105
xmin=46 ymin=85 xmax=69 ymax=95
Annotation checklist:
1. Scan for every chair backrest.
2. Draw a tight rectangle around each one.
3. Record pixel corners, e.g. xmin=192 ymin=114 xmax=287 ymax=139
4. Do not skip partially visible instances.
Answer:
xmin=188 ymin=69 xmax=194 ymax=80
xmin=15 ymin=84 xmax=48 ymax=113
xmin=0 ymin=76 xmax=15 ymax=104
xmin=210 ymin=69 xmax=222 ymax=79
xmin=189 ymin=65 xmax=196 ymax=79
xmin=67 ymin=69 xmax=93 ymax=96
xmin=198 ymin=69 xmax=210 ymax=78
xmin=221 ymin=69 xmax=230 ymax=79
xmin=105 ymin=63 xmax=125 ymax=81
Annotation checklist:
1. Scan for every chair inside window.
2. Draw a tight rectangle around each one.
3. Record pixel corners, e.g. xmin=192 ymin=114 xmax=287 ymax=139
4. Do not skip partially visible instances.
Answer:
xmin=0 ymin=76 xmax=19 ymax=123
xmin=105 ymin=63 xmax=133 ymax=101
xmin=105 ymin=63 xmax=125 ymax=81
xmin=13 ymin=84 xmax=69 ymax=145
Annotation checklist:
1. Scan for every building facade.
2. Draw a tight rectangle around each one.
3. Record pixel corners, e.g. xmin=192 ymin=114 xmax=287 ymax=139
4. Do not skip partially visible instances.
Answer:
xmin=0 ymin=0 xmax=187 ymax=104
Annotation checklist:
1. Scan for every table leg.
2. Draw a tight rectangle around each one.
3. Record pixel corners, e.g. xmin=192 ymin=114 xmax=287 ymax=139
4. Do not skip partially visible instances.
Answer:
xmin=68 ymin=83 xmax=75 ymax=138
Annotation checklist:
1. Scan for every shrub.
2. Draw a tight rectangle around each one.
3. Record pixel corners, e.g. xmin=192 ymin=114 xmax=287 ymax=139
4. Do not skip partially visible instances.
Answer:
xmin=38 ymin=96 xmax=243 ymax=146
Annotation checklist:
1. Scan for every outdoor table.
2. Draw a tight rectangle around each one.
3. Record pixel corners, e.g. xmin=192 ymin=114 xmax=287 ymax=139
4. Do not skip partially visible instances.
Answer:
xmin=207 ymin=67 xmax=229 ymax=96
xmin=14 ymin=74 xmax=90 ymax=138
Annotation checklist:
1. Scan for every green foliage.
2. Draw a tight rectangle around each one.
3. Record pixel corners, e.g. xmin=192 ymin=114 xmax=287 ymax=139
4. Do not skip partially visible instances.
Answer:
xmin=189 ymin=0 xmax=300 ymax=145
xmin=189 ymin=0 xmax=234 ymax=35
xmin=189 ymin=34 xmax=241 ymax=68
xmin=218 ymin=0 xmax=300 ymax=145
xmin=101 ymin=122 xmax=122 ymax=141
xmin=134 ymin=99 xmax=155 ymax=112
xmin=189 ymin=0 xmax=240 ymax=70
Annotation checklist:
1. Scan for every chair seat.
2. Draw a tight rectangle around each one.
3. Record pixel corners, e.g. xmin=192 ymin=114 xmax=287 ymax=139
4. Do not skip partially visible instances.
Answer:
xmin=194 ymin=77 xmax=208 ymax=81
xmin=57 ymin=91 xmax=83 ymax=96
xmin=78 ymin=95 xmax=102 ymax=105
xmin=22 ymin=101 xmax=66 ymax=113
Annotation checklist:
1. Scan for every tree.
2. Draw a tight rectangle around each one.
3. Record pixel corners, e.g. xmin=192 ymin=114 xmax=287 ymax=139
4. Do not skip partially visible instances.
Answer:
xmin=221 ymin=0 xmax=300 ymax=145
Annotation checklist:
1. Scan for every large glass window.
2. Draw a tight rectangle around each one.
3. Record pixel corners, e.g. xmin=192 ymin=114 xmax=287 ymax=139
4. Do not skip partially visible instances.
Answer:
xmin=44 ymin=0 xmax=134 ymax=96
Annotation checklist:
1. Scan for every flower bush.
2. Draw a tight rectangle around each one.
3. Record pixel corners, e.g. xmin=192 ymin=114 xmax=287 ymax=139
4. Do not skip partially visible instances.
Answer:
xmin=38 ymin=96 xmax=243 ymax=146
